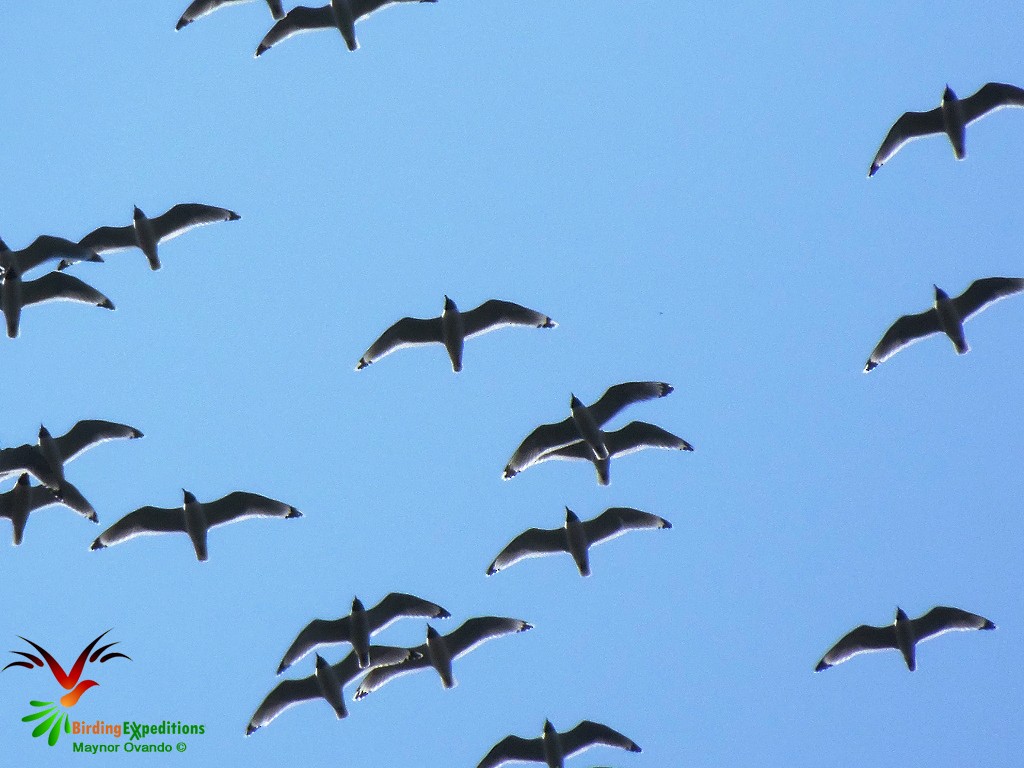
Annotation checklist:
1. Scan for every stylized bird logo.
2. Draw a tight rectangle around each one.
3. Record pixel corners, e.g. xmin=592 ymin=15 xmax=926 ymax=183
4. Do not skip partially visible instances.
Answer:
xmin=3 ymin=630 xmax=130 ymax=746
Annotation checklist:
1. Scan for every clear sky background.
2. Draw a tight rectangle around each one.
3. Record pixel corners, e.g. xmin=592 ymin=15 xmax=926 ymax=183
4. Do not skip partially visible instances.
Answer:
xmin=2 ymin=2 xmax=1023 ymax=766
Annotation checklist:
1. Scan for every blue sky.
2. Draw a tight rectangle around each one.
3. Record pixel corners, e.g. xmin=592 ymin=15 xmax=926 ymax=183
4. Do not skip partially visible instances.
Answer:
xmin=2 ymin=2 xmax=1023 ymax=766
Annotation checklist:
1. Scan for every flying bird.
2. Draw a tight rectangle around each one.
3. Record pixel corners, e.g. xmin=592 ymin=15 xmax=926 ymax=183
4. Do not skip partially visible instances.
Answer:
xmin=353 ymin=617 xmax=532 ymax=698
xmin=815 ymin=606 xmax=995 ymax=671
xmin=0 ymin=235 xmax=101 ymax=275
xmin=277 ymin=593 xmax=451 ymax=673
xmin=356 ymin=296 xmax=555 ymax=373
xmin=255 ymin=0 xmax=438 ymax=56
xmin=864 ymin=277 xmax=1024 ymax=371
xmin=869 ymin=83 xmax=1024 ymax=175
xmin=0 ymin=421 xmax=143 ymax=519
xmin=0 ymin=474 xmax=96 ymax=546
xmin=246 ymin=645 xmax=419 ymax=734
xmin=477 ymin=719 xmax=641 ymax=768
xmin=176 ymin=0 xmax=284 ymax=30
xmin=532 ymin=421 xmax=693 ymax=485
xmin=90 ymin=490 xmax=301 ymax=562
xmin=76 ymin=204 xmax=240 ymax=270
xmin=487 ymin=506 xmax=672 ymax=577
xmin=503 ymin=382 xmax=673 ymax=480
xmin=0 ymin=264 xmax=113 ymax=339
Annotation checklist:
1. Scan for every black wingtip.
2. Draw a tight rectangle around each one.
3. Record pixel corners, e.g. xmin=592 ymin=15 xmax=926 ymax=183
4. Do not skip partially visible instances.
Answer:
xmin=864 ymin=360 xmax=877 ymax=373
xmin=228 ymin=211 xmax=241 ymax=221
xmin=255 ymin=44 xmax=268 ymax=57
xmin=90 ymin=539 xmax=105 ymax=551
xmin=245 ymin=724 xmax=258 ymax=736
xmin=502 ymin=466 xmax=517 ymax=480
xmin=982 ymin=620 xmax=996 ymax=630
xmin=286 ymin=507 xmax=302 ymax=518
xmin=520 ymin=622 xmax=533 ymax=632
xmin=630 ymin=743 xmax=643 ymax=753
xmin=175 ymin=19 xmax=190 ymax=31
xmin=99 ymin=299 xmax=115 ymax=310
xmin=814 ymin=660 xmax=829 ymax=672
xmin=661 ymin=519 xmax=673 ymax=529
xmin=436 ymin=608 xmax=452 ymax=618
xmin=356 ymin=358 xmax=369 ymax=370
xmin=868 ymin=164 xmax=879 ymax=177
xmin=540 ymin=318 xmax=556 ymax=328
xmin=659 ymin=382 xmax=673 ymax=396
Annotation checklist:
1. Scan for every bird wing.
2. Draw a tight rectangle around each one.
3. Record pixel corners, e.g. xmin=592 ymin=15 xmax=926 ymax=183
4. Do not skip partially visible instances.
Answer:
xmin=486 ymin=526 xmax=565 ymax=574
xmin=586 ymin=381 xmax=673 ymax=426
xmin=14 ymin=236 xmax=99 ymax=273
xmin=203 ymin=491 xmax=301 ymax=528
xmin=356 ymin=316 xmax=443 ymax=368
xmin=445 ymin=616 xmax=533 ymax=659
xmin=365 ymin=593 xmax=451 ymax=633
xmin=352 ymin=644 xmax=430 ymax=698
xmin=961 ymin=82 xmax=1024 ymax=124
xmin=246 ymin=674 xmax=320 ymax=734
xmin=92 ymin=506 xmax=187 ymax=549
xmin=461 ymin=299 xmax=556 ymax=338
xmin=50 ymin=480 xmax=97 ymax=522
xmin=603 ymin=420 xmax=694 ymax=456
xmin=864 ymin=308 xmax=942 ymax=371
xmin=868 ymin=108 xmax=944 ymax=175
xmin=78 ymin=224 xmax=137 ymax=254
xmin=20 ymin=272 xmax=113 ymax=309
xmin=176 ymin=0 xmax=241 ymax=29
xmin=54 ymin=420 xmax=143 ymax=464
xmin=266 ymin=0 xmax=284 ymax=18
xmin=814 ymin=623 xmax=898 ymax=670
xmin=150 ymin=203 xmax=240 ymax=243
xmin=560 ymin=720 xmax=642 ymax=757
xmin=24 ymin=483 xmax=63 ymax=515
xmin=277 ymin=617 xmax=352 ymax=673
xmin=348 ymin=0 xmax=399 ymax=20
xmin=952 ymin=277 xmax=1024 ymax=320
xmin=912 ymin=606 xmax=995 ymax=643
xmin=255 ymin=5 xmax=337 ymax=56
xmin=0 ymin=445 xmax=53 ymax=486
xmin=476 ymin=735 xmax=545 ymax=768
xmin=582 ymin=507 xmax=672 ymax=546
xmin=503 ymin=417 xmax=579 ymax=478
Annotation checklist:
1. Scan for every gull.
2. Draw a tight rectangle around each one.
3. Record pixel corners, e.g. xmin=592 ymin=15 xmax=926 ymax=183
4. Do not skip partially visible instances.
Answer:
xmin=90 ymin=490 xmax=301 ymax=562
xmin=503 ymin=382 xmax=673 ymax=480
xmin=246 ymin=645 xmax=419 ymax=734
xmin=356 ymin=296 xmax=555 ymax=373
xmin=0 ymin=235 xmax=101 ymax=275
xmin=0 ymin=421 xmax=143 ymax=519
xmin=77 ymin=204 xmax=240 ymax=271
xmin=353 ymin=617 xmax=532 ymax=698
xmin=0 ymin=474 xmax=95 ymax=546
xmin=277 ymin=593 xmax=451 ymax=673
xmin=487 ymin=507 xmax=672 ymax=577
xmin=1 ymin=263 xmax=113 ymax=339
xmin=532 ymin=421 xmax=693 ymax=485
xmin=869 ymin=83 xmax=1024 ymax=175
xmin=176 ymin=0 xmax=284 ymax=30
xmin=255 ymin=0 xmax=438 ymax=56
xmin=864 ymin=277 xmax=1024 ymax=371
xmin=477 ymin=719 xmax=641 ymax=768
xmin=815 ymin=606 xmax=995 ymax=671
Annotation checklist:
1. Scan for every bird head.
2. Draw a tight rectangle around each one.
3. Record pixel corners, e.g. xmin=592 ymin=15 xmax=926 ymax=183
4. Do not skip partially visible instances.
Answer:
xmin=942 ymin=85 xmax=956 ymax=102
xmin=564 ymin=507 xmax=579 ymax=524
xmin=182 ymin=489 xmax=198 ymax=505
xmin=351 ymin=597 xmax=364 ymax=613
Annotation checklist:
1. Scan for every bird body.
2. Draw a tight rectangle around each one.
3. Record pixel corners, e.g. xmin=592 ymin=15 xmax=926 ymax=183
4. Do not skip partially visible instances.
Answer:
xmin=313 ymin=654 xmax=347 ymax=718
xmin=0 ymin=474 xmax=67 ymax=546
xmin=864 ymin=278 xmax=1024 ymax=371
xmin=425 ymin=625 xmax=455 ymax=688
xmin=569 ymin=395 xmax=608 ymax=460
xmin=869 ymin=83 xmax=1024 ymax=175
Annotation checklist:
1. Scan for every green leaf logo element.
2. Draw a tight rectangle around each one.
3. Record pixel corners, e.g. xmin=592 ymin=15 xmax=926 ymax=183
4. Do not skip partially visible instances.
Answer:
xmin=21 ymin=700 xmax=67 ymax=746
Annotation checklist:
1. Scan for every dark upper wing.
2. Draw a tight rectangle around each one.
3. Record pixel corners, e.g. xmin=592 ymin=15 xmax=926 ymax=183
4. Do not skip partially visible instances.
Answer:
xmin=864 ymin=308 xmax=941 ymax=371
xmin=445 ymin=616 xmax=532 ymax=659
xmin=78 ymin=224 xmax=137 ymax=254
xmin=356 ymin=316 xmax=443 ymax=369
xmin=560 ymin=720 xmax=642 ymax=757
xmin=952 ymin=277 xmax=1024 ymax=320
xmin=582 ymin=507 xmax=672 ymax=546
xmin=276 ymin=617 xmax=351 ymax=673
xmin=14 ymin=236 xmax=99 ymax=273
xmin=255 ymin=5 xmax=336 ymax=56
xmin=91 ymin=506 xmax=187 ymax=549
xmin=352 ymin=644 xmax=430 ymax=698
xmin=365 ymin=593 xmax=451 ymax=632
xmin=476 ymin=735 xmax=545 ymax=768
xmin=586 ymin=381 xmax=673 ymax=425
xmin=814 ymin=623 xmax=898 ymax=670
xmin=961 ymin=82 xmax=1024 ymax=124
xmin=54 ymin=420 xmax=143 ymax=464
xmin=20 ymin=272 xmax=113 ymax=309
xmin=603 ymin=421 xmax=694 ymax=456
xmin=151 ymin=203 xmax=240 ymax=243
xmin=503 ymin=417 xmax=579 ymax=478
xmin=486 ymin=526 xmax=565 ymax=574
xmin=266 ymin=0 xmax=284 ymax=18
xmin=868 ymin=108 xmax=944 ymax=175
xmin=0 ymin=445 xmax=54 ymax=486
xmin=176 ymin=0 xmax=240 ymax=29
xmin=203 ymin=491 xmax=300 ymax=528
xmin=461 ymin=299 xmax=556 ymax=338
xmin=912 ymin=606 xmax=995 ymax=643
xmin=246 ymin=674 xmax=320 ymax=734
